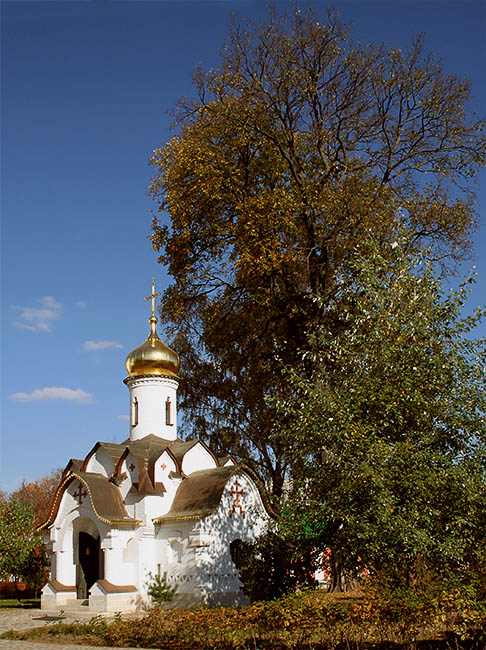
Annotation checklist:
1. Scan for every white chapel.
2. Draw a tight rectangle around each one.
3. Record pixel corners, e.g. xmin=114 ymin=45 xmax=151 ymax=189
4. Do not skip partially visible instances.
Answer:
xmin=39 ymin=281 xmax=270 ymax=612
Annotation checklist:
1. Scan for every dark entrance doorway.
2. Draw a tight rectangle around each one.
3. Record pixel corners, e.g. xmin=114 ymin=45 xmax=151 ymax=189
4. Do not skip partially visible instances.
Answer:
xmin=77 ymin=532 xmax=100 ymax=599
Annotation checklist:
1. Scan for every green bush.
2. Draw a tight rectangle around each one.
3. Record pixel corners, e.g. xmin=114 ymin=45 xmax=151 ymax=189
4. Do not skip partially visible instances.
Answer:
xmin=145 ymin=570 xmax=177 ymax=605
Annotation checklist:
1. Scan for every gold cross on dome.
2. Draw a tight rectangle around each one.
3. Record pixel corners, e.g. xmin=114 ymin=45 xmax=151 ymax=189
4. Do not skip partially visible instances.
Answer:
xmin=144 ymin=278 xmax=162 ymax=318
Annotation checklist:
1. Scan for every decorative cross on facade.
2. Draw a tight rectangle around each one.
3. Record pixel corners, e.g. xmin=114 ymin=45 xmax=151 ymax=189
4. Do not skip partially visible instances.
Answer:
xmin=144 ymin=278 xmax=163 ymax=318
xmin=229 ymin=479 xmax=246 ymax=518
xmin=129 ymin=463 xmax=136 ymax=472
xmin=73 ymin=483 xmax=88 ymax=506
xmin=160 ymin=463 xmax=167 ymax=470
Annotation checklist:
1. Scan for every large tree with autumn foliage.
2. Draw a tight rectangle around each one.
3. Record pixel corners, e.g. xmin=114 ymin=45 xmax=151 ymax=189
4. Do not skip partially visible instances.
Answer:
xmin=149 ymin=7 xmax=485 ymax=495
xmin=11 ymin=468 xmax=62 ymax=527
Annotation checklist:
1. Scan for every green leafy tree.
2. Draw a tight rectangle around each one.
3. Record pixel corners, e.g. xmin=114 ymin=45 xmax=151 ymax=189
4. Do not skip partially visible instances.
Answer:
xmin=149 ymin=7 xmax=485 ymax=495
xmin=22 ymin=546 xmax=49 ymax=598
xmin=0 ymin=497 xmax=43 ymax=602
xmin=277 ymin=241 xmax=486 ymax=591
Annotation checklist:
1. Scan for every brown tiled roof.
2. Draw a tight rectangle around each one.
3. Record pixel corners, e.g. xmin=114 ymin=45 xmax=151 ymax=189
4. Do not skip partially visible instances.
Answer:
xmin=37 ymin=471 xmax=141 ymax=531
xmin=95 ymin=580 xmax=138 ymax=593
xmin=99 ymin=442 xmax=126 ymax=459
xmin=61 ymin=459 xmax=83 ymax=480
xmin=114 ymin=435 xmax=220 ymax=494
xmin=47 ymin=580 xmax=76 ymax=592
xmin=218 ymin=455 xmax=237 ymax=466
xmin=42 ymin=435 xmax=260 ymax=532
xmin=82 ymin=442 xmax=125 ymax=472
xmin=79 ymin=436 xmax=220 ymax=496
xmin=153 ymin=465 xmax=241 ymax=522
xmin=125 ymin=435 xmax=171 ymax=493
xmin=166 ymin=439 xmax=198 ymax=464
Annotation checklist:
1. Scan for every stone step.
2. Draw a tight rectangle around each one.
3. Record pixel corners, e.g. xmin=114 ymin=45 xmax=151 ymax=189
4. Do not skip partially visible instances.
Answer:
xmin=62 ymin=598 xmax=89 ymax=610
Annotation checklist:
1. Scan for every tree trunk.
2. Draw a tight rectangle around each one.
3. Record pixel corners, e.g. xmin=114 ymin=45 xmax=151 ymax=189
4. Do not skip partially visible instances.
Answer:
xmin=14 ymin=578 xmax=22 ymax=605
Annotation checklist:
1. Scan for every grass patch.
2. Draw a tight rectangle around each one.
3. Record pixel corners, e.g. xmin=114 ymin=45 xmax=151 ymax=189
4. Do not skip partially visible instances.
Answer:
xmin=0 ymin=598 xmax=40 ymax=609
xmin=1 ymin=589 xmax=485 ymax=649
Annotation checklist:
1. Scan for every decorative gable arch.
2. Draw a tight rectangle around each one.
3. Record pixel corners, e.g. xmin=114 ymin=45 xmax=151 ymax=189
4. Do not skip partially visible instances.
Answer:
xmin=181 ymin=441 xmax=219 ymax=475
xmin=154 ymin=448 xmax=179 ymax=483
xmin=38 ymin=472 xmax=141 ymax=532
xmin=82 ymin=442 xmax=123 ymax=477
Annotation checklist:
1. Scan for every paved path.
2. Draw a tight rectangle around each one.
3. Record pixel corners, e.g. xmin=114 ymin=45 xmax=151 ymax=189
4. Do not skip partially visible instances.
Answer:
xmin=0 ymin=609 xmax=143 ymax=649
xmin=0 ymin=642 xmax=141 ymax=650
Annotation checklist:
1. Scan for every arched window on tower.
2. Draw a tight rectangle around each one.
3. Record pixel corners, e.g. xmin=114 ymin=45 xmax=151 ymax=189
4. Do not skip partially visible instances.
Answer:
xmin=165 ymin=397 xmax=172 ymax=426
xmin=131 ymin=397 xmax=138 ymax=427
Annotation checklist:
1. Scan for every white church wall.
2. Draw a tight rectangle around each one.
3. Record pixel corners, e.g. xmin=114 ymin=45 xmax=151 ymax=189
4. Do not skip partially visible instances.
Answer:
xmin=194 ymin=472 xmax=269 ymax=601
xmin=148 ymin=472 xmax=270 ymax=604
xmin=138 ymin=494 xmax=173 ymax=527
xmin=118 ymin=453 xmax=139 ymax=500
xmin=44 ymin=467 xmax=270 ymax=608
xmin=123 ymin=536 xmax=138 ymax=564
xmin=153 ymin=450 xmax=177 ymax=485
xmin=118 ymin=475 xmax=133 ymax=502
xmin=123 ymin=491 xmax=145 ymax=523
xmin=125 ymin=452 xmax=139 ymax=481
xmin=127 ymin=376 xmax=178 ymax=441
xmin=102 ymin=528 xmax=136 ymax=585
xmin=155 ymin=522 xmax=201 ymax=597
xmin=153 ymin=456 xmax=182 ymax=518
xmin=136 ymin=528 xmax=160 ymax=592
xmin=181 ymin=443 xmax=217 ymax=475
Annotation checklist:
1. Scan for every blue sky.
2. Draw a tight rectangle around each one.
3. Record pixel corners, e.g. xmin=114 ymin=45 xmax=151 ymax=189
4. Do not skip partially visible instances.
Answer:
xmin=1 ymin=0 xmax=485 ymax=492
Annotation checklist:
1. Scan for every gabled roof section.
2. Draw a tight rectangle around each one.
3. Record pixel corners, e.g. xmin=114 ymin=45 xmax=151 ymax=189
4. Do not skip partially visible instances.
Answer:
xmin=128 ymin=434 xmax=170 ymax=461
xmin=65 ymin=435 xmax=230 ymax=498
xmin=166 ymin=439 xmax=199 ymax=465
xmin=153 ymin=465 xmax=240 ymax=523
xmin=61 ymin=459 xmax=83 ymax=480
xmin=153 ymin=464 xmax=277 ymax=523
xmin=81 ymin=441 xmax=125 ymax=472
xmin=126 ymin=435 xmax=171 ymax=494
xmin=118 ymin=435 xmax=217 ymax=490
xmin=37 ymin=471 xmax=141 ymax=531
xmin=177 ymin=439 xmax=220 ymax=473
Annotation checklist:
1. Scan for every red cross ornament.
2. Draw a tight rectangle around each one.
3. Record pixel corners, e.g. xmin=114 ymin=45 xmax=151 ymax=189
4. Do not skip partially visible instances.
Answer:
xmin=73 ymin=483 xmax=88 ymax=505
xmin=129 ymin=463 xmax=136 ymax=472
xmin=160 ymin=463 xmax=167 ymax=470
xmin=229 ymin=479 xmax=246 ymax=518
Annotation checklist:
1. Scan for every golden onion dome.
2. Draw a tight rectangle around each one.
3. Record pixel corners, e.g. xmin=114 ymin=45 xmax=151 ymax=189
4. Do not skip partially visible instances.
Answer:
xmin=125 ymin=315 xmax=180 ymax=379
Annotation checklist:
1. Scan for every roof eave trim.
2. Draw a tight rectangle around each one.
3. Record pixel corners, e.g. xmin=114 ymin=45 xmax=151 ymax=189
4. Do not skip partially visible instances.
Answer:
xmin=153 ymin=513 xmax=204 ymax=524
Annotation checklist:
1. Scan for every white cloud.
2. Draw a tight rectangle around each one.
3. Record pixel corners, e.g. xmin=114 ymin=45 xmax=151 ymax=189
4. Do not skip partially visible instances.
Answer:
xmin=84 ymin=340 xmax=123 ymax=351
xmin=10 ymin=387 xmax=94 ymax=403
xmin=11 ymin=296 xmax=62 ymax=332
xmin=117 ymin=415 xmax=129 ymax=420
xmin=75 ymin=300 xmax=87 ymax=309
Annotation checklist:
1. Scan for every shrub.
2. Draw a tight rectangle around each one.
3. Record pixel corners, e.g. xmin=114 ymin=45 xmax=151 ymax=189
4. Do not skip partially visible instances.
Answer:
xmin=145 ymin=570 xmax=177 ymax=605
xmin=230 ymin=531 xmax=316 ymax=602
